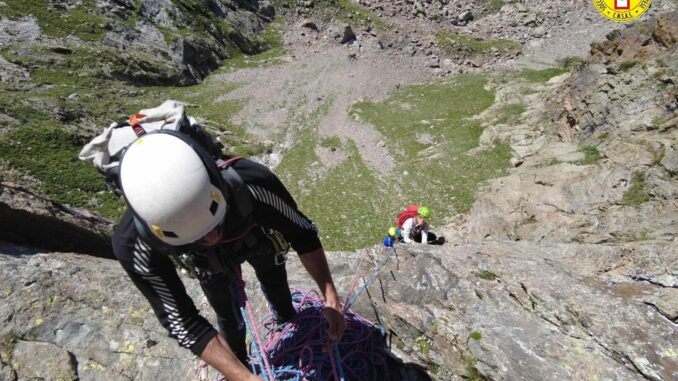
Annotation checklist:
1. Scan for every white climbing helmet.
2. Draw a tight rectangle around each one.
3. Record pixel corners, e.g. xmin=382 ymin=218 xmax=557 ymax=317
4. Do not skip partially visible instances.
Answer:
xmin=119 ymin=133 xmax=226 ymax=246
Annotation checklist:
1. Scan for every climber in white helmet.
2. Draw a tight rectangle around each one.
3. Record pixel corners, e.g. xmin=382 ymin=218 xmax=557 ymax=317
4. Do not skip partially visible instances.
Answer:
xmin=112 ymin=131 xmax=345 ymax=381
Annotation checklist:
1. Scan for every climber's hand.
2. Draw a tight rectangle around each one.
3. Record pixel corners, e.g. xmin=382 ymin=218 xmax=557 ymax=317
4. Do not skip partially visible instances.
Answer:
xmin=322 ymin=299 xmax=346 ymax=352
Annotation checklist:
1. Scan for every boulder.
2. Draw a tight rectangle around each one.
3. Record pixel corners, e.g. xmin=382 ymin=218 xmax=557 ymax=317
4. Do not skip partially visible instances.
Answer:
xmin=458 ymin=10 xmax=473 ymax=22
xmin=531 ymin=26 xmax=546 ymax=38
xmin=259 ymin=1 xmax=276 ymax=18
xmin=139 ymin=0 xmax=179 ymax=29
xmin=208 ymin=0 xmax=228 ymax=18
xmin=654 ymin=11 xmax=678 ymax=48
xmin=299 ymin=18 xmax=318 ymax=31
xmin=0 ymin=182 xmax=114 ymax=258
xmin=660 ymin=145 xmax=678 ymax=175
xmin=11 ymin=341 xmax=77 ymax=381
xmin=0 ymin=15 xmax=42 ymax=45
xmin=341 ymin=25 xmax=357 ymax=44
xmin=0 ymin=56 xmax=30 ymax=84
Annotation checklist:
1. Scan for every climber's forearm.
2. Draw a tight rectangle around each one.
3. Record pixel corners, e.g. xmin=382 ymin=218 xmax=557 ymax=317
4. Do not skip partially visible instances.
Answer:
xmin=200 ymin=336 xmax=263 ymax=381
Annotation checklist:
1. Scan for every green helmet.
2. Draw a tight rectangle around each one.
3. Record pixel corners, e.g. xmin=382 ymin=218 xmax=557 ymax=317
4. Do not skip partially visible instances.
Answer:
xmin=418 ymin=206 xmax=431 ymax=219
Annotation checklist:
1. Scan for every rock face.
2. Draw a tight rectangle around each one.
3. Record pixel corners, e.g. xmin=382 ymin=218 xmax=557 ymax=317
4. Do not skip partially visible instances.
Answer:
xmin=0 ymin=244 xmax=197 ymax=381
xmin=2 ymin=240 xmax=676 ymax=380
xmin=0 ymin=0 xmax=271 ymax=86
xmin=0 ymin=245 xmax=432 ymax=381
xmin=467 ymin=12 xmax=678 ymax=247
xmin=0 ymin=182 xmax=114 ymax=258
xmin=348 ymin=242 xmax=678 ymax=381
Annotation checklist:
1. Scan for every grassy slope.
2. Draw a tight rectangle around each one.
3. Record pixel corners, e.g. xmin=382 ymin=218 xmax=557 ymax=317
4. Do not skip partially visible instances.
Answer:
xmin=278 ymin=74 xmax=513 ymax=250
xmin=0 ymin=7 xmax=284 ymax=219
xmin=271 ymin=0 xmax=386 ymax=31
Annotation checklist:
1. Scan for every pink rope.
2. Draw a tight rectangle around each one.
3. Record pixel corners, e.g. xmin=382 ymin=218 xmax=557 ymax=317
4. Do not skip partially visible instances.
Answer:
xmin=233 ymin=267 xmax=276 ymax=381
xmin=245 ymin=298 xmax=276 ymax=381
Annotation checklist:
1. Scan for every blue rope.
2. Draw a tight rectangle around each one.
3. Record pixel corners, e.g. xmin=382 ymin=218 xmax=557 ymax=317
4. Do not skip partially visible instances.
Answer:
xmin=240 ymin=306 xmax=270 ymax=381
xmin=346 ymin=245 xmax=398 ymax=310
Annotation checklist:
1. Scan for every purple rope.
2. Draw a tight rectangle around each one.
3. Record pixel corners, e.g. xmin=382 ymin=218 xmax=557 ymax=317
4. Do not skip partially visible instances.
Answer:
xmin=248 ymin=289 xmax=392 ymax=381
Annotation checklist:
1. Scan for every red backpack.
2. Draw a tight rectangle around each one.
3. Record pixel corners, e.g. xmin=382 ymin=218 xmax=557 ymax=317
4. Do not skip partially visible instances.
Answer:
xmin=396 ymin=204 xmax=421 ymax=228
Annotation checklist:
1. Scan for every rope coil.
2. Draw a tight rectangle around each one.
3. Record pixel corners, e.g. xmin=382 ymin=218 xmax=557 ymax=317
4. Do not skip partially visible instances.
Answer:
xmin=208 ymin=246 xmax=401 ymax=380
xmin=252 ymin=289 xmax=393 ymax=381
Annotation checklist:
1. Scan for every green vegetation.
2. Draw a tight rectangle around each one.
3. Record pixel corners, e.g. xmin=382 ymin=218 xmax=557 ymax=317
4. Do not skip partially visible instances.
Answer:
xmin=394 ymin=335 xmax=405 ymax=351
xmin=436 ymin=32 xmax=521 ymax=56
xmin=350 ymin=74 xmax=511 ymax=214
xmin=560 ymin=56 xmax=585 ymax=70
xmin=619 ymin=229 xmax=651 ymax=242
xmin=546 ymin=158 xmax=562 ymax=166
xmin=223 ymin=17 xmax=287 ymax=70
xmin=0 ymin=122 xmax=126 ymax=218
xmin=430 ymin=320 xmax=439 ymax=334
xmin=597 ymin=131 xmax=609 ymax=140
xmin=320 ymin=136 xmax=343 ymax=149
xmin=622 ymin=171 xmax=651 ymax=205
xmin=469 ymin=331 xmax=482 ymax=341
xmin=415 ymin=335 xmax=431 ymax=354
xmin=277 ymin=75 xmax=512 ymax=250
xmin=311 ymin=0 xmax=386 ymax=31
xmin=81 ymin=361 xmax=106 ymax=372
xmin=475 ymin=270 xmax=497 ymax=281
xmin=278 ymin=129 xmax=392 ymax=249
xmin=652 ymin=115 xmax=667 ymax=128
xmin=47 ymin=294 xmax=59 ymax=307
xmin=0 ymin=0 xmax=106 ymax=41
xmin=0 ymin=333 xmax=19 ymax=363
xmin=647 ymin=143 xmax=665 ymax=165
xmin=517 ymin=68 xmax=568 ymax=83
xmin=620 ymin=60 xmax=642 ymax=72
xmin=429 ymin=364 xmax=453 ymax=379
xmin=495 ymin=103 xmax=525 ymax=125
xmin=478 ymin=0 xmax=506 ymax=16
xmin=578 ymin=145 xmax=601 ymax=165
xmin=461 ymin=350 xmax=487 ymax=380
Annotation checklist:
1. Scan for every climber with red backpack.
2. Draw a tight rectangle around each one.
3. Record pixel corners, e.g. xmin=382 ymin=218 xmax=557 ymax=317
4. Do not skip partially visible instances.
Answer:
xmin=394 ymin=204 xmax=445 ymax=245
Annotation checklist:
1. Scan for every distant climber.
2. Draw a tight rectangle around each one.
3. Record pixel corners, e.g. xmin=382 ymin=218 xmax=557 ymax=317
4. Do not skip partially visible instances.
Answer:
xmin=383 ymin=226 xmax=398 ymax=247
xmin=80 ymin=102 xmax=345 ymax=381
xmin=396 ymin=205 xmax=444 ymax=245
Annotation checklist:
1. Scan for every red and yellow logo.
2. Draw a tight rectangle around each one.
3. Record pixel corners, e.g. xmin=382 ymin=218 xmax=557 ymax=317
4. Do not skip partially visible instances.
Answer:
xmin=592 ymin=0 xmax=652 ymax=22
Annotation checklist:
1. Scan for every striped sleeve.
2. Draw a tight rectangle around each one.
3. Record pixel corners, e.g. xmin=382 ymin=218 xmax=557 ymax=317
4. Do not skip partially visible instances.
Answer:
xmin=248 ymin=184 xmax=317 ymax=232
xmin=112 ymin=210 xmax=218 ymax=356
xmin=239 ymin=166 xmax=322 ymax=254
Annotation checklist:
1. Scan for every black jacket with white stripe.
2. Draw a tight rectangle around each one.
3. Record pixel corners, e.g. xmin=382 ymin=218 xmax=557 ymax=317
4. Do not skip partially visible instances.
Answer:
xmin=111 ymin=158 xmax=321 ymax=356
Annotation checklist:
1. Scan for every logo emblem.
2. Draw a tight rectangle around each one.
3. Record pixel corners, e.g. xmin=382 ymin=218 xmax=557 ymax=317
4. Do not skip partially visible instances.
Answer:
xmin=592 ymin=0 xmax=652 ymax=22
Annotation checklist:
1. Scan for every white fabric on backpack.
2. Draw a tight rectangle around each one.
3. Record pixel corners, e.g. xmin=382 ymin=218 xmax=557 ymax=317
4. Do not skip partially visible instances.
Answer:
xmin=79 ymin=100 xmax=192 ymax=171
